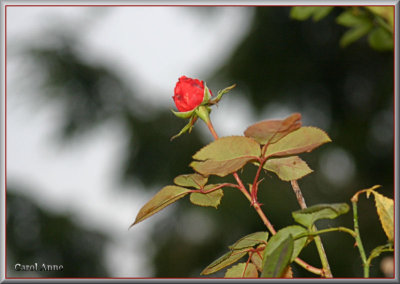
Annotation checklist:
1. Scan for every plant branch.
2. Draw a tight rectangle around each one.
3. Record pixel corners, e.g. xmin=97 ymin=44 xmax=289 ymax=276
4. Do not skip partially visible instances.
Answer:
xmin=351 ymin=200 xmax=369 ymax=278
xmin=204 ymin=119 xmax=323 ymax=277
xmin=366 ymin=245 xmax=393 ymax=268
xmin=250 ymin=158 xmax=266 ymax=206
xmin=290 ymin=180 xmax=307 ymax=209
xmin=206 ymin=120 xmax=276 ymax=234
xmin=290 ymin=180 xmax=333 ymax=278
xmin=294 ymin=258 xmax=323 ymax=276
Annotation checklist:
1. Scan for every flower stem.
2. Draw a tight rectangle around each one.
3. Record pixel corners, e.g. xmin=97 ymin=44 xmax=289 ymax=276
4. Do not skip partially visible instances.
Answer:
xmin=204 ymin=119 xmax=323 ymax=276
xmin=205 ymin=119 xmax=219 ymax=140
xmin=290 ymin=180 xmax=333 ymax=278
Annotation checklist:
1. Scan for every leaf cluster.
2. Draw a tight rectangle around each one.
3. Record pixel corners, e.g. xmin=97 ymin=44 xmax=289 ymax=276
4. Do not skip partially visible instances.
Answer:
xmin=290 ymin=6 xmax=394 ymax=51
xmin=131 ymin=112 xmax=394 ymax=278
xmin=132 ymin=113 xmax=331 ymax=227
xmin=202 ymin=203 xmax=349 ymax=278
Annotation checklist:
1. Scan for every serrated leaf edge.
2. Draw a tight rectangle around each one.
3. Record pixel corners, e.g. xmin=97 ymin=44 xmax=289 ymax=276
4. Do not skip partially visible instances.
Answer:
xmin=189 ymin=189 xmax=224 ymax=209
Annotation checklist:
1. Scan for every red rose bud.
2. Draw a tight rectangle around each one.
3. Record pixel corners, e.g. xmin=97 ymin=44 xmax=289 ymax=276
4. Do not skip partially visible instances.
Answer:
xmin=173 ymin=76 xmax=210 ymax=112
xmin=171 ymin=76 xmax=235 ymax=140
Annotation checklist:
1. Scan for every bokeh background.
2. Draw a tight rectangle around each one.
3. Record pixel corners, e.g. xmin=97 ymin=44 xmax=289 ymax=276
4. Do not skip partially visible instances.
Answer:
xmin=6 ymin=6 xmax=394 ymax=278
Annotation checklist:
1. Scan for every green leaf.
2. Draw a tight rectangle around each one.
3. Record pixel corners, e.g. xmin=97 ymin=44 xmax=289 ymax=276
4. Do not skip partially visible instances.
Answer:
xmin=339 ymin=24 xmax=373 ymax=47
xmin=264 ymin=127 xmax=331 ymax=158
xmin=290 ymin=7 xmax=318 ymax=20
xmin=193 ymin=136 xmax=261 ymax=161
xmin=371 ymin=191 xmax=393 ymax=241
xmin=191 ymin=136 xmax=261 ymax=177
xmin=130 ymin=186 xmax=190 ymax=227
xmin=191 ymin=157 xmax=256 ymax=177
xmin=366 ymin=6 xmax=394 ymax=28
xmin=336 ymin=11 xmax=373 ymax=47
xmin=244 ymin=113 xmax=302 ymax=145
xmin=264 ymin=225 xmax=308 ymax=265
xmin=263 ymin=156 xmax=313 ymax=181
xmin=292 ymin=203 xmax=350 ymax=228
xmin=229 ymin=231 xmax=268 ymax=250
xmin=173 ymin=173 xmax=208 ymax=189
xmin=312 ymin=7 xmax=334 ymax=21
xmin=200 ymin=249 xmax=248 ymax=275
xmin=190 ymin=187 xmax=224 ymax=208
xmin=225 ymin=262 xmax=258 ymax=278
xmin=290 ymin=7 xmax=333 ymax=22
xmin=336 ymin=10 xmax=370 ymax=27
xmin=261 ymin=234 xmax=294 ymax=278
xmin=368 ymin=27 xmax=393 ymax=51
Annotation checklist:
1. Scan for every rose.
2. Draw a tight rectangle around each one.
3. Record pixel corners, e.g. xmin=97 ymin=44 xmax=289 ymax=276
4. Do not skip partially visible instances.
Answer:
xmin=171 ymin=76 xmax=235 ymax=140
xmin=173 ymin=76 xmax=210 ymax=112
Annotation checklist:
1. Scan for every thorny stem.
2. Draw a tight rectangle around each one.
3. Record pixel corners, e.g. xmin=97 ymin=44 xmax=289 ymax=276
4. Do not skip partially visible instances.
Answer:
xmin=250 ymin=158 xmax=266 ymax=206
xmin=290 ymin=180 xmax=333 ymax=278
xmin=206 ymin=120 xmax=276 ymax=233
xmin=204 ymin=120 xmax=323 ymax=277
xmin=294 ymin=258 xmax=323 ymax=276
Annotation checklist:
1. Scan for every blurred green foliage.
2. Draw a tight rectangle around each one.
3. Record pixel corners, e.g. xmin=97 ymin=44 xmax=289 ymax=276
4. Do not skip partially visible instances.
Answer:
xmin=7 ymin=6 xmax=393 ymax=278
xmin=291 ymin=6 xmax=394 ymax=50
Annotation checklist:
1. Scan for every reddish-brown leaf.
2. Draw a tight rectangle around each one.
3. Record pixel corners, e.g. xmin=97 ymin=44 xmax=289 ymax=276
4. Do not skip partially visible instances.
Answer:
xmin=244 ymin=113 xmax=302 ymax=145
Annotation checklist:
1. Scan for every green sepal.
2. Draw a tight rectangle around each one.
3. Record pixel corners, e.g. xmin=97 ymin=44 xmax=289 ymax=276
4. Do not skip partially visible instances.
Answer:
xmin=202 ymin=84 xmax=213 ymax=104
xmin=211 ymin=84 xmax=236 ymax=104
xmin=170 ymin=116 xmax=198 ymax=141
xmin=171 ymin=108 xmax=195 ymax=119
xmin=195 ymin=105 xmax=211 ymax=124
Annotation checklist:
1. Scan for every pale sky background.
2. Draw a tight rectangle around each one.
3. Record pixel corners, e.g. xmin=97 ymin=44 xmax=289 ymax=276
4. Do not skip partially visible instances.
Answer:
xmin=6 ymin=6 xmax=255 ymax=277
